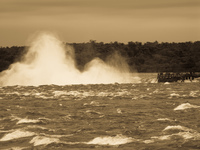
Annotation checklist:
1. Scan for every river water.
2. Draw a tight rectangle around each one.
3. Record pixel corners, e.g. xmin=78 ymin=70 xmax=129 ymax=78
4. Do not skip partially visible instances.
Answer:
xmin=0 ymin=73 xmax=200 ymax=150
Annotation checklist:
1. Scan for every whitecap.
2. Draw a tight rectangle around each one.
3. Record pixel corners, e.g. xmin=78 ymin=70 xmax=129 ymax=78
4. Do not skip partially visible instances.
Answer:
xmin=145 ymin=125 xmax=200 ymax=143
xmin=116 ymin=91 xmax=130 ymax=96
xmin=90 ymin=101 xmax=100 ymax=106
xmin=53 ymin=90 xmax=93 ymax=98
xmin=30 ymin=136 xmax=60 ymax=146
xmin=143 ymin=139 xmax=154 ymax=144
xmin=174 ymin=103 xmax=200 ymax=110
xmin=163 ymin=125 xmax=195 ymax=133
xmin=87 ymin=134 xmax=135 ymax=145
xmin=153 ymin=89 xmax=159 ymax=93
xmin=17 ymin=118 xmax=40 ymax=124
xmin=148 ymin=132 xmax=199 ymax=143
xmin=175 ymin=132 xmax=197 ymax=140
xmin=170 ymin=93 xmax=180 ymax=97
xmin=164 ymin=82 xmax=170 ymax=84
xmin=26 ymin=125 xmax=48 ymax=130
xmin=97 ymin=92 xmax=111 ymax=97
xmin=157 ymin=118 xmax=173 ymax=121
xmin=23 ymin=92 xmax=31 ymax=96
xmin=86 ymin=110 xmax=102 ymax=115
xmin=53 ymin=91 xmax=67 ymax=97
xmin=38 ymin=132 xmax=73 ymax=138
xmin=9 ymin=115 xmax=21 ymax=121
xmin=145 ymin=135 xmax=172 ymax=143
xmin=151 ymin=135 xmax=172 ymax=141
xmin=117 ymin=108 xmax=122 ymax=114
xmin=150 ymin=78 xmax=157 ymax=83
xmin=0 ymin=129 xmax=35 ymax=141
xmin=189 ymin=91 xmax=199 ymax=97
xmin=2 ymin=147 xmax=28 ymax=150
xmin=162 ymin=125 xmax=200 ymax=140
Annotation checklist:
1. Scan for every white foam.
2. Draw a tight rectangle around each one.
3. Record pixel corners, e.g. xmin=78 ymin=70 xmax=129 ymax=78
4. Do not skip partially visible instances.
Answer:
xmin=89 ymin=101 xmax=101 ymax=106
xmin=174 ymin=103 xmax=200 ymax=110
xmin=175 ymin=132 xmax=197 ymax=140
xmin=26 ymin=125 xmax=48 ymax=130
xmin=157 ymin=118 xmax=172 ymax=121
xmin=0 ymin=130 xmax=14 ymax=133
xmin=23 ymin=92 xmax=31 ymax=96
xmin=2 ymin=147 xmax=28 ymax=150
xmin=163 ymin=125 xmax=195 ymax=132
xmin=143 ymin=125 xmax=200 ymax=143
xmin=163 ymin=125 xmax=200 ymax=140
xmin=87 ymin=134 xmax=135 ymax=145
xmin=170 ymin=93 xmax=180 ymax=97
xmin=30 ymin=136 xmax=60 ymax=146
xmin=164 ymin=82 xmax=170 ymax=84
xmin=0 ymin=130 xmax=35 ymax=141
xmin=117 ymin=108 xmax=122 ymax=114
xmin=10 ymin=115 xmax=21 ymax=121
xmin=151 ymin=135 xmax=171 ymax=141
xmin=53 ymin=91 xmax=68 ymax=97
xmin=148 ymin=132 xmax=200 ymax=143
xmin=17 ymin=118 xmax=40 ymax=124
xmin=143 ymin=139 xmax=154 ymax=144
xmin=53 ymin=90 xmax=132 ymax=98
xmin=86 ymin=110 xmax=102 ymax=115
xmin=153 ymin=89 xmax=159 ymax=93
xmin=189 ymin=91 xmax=199 ymax=97
xmin=53 ymin=90 xmax=91 ymax=98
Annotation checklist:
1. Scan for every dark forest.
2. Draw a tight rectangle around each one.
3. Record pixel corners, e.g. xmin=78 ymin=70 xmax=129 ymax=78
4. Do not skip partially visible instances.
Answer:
xmin=0 ymin=41 xmax=200 ymax=73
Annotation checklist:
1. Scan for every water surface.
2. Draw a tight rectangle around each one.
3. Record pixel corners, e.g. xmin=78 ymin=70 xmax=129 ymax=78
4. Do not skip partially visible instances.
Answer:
xmin=0 ymin=74 xmax=200 ymax=149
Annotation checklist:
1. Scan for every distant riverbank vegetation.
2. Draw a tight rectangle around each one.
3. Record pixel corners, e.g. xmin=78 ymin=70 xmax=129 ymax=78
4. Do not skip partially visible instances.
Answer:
xmin=0 ymin=41 xmax=200 ymax=73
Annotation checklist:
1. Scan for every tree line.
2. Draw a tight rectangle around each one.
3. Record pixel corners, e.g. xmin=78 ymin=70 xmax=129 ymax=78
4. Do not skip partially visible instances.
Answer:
xmin=0 ymin=41 xmax=200 ymax=73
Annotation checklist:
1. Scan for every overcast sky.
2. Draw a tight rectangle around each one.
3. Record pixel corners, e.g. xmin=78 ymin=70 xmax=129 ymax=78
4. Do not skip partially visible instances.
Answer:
xmin=0 ymin=0 xmax=199 ymax=46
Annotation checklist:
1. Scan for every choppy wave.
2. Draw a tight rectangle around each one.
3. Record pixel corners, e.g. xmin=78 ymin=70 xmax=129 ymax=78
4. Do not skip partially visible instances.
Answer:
xmin=0 ymin=130 xmax=35 ymax=141
xmin=87 ymin=134 xmax=136 ymax=145
xmin=1 ymin=82 xmax=200 ymax=149
xmin=30 ymin=136 xmax=60 ymax=146
xmin=174 ymin=103 xmax=200 ymax=110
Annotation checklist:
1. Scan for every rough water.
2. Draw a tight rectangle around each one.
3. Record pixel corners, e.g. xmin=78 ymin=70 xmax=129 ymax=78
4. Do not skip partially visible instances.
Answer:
xmin=0 ymin=73 xmax=200 ymax=150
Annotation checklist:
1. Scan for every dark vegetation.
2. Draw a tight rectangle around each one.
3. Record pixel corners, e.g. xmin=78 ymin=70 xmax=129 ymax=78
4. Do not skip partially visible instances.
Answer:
xmin=0 ymin=41 xmax=200 ymax=73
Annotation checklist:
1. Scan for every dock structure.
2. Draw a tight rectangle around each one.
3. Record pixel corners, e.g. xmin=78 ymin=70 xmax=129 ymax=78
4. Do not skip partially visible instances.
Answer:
xmin=157 ymin=72 xmax=200 ymax=82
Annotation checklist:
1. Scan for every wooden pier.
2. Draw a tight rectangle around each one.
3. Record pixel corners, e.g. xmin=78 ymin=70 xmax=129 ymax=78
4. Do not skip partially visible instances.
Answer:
xmin=157 ymin=72 xmax=200 ymax=82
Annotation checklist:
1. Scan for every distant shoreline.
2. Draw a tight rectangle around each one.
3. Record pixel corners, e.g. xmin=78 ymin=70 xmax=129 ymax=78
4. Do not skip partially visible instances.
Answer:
xmin=0 ymin=41 xmax=200 ymax=73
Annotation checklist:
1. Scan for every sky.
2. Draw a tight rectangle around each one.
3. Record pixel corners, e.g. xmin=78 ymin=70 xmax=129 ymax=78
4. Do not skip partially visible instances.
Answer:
xmin=0 ymin=0 xmax=200 ymax=46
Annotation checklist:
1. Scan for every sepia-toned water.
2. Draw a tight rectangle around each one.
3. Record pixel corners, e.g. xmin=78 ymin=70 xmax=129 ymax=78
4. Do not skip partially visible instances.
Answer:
xmin=0 ymin=73 xmax=200 ymax=150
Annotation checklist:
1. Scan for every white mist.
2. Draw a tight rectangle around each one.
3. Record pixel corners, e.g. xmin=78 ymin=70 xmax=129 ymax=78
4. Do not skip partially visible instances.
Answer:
xmin=0 ymin=32 xmax=139 ymax=86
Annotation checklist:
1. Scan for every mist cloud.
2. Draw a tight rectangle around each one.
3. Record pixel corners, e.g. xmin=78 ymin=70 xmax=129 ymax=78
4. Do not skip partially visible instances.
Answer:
xmin=0 ymin=32 xmax=139 ymax=86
